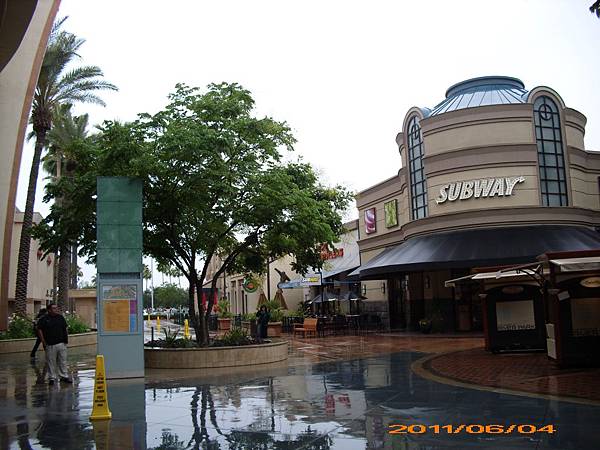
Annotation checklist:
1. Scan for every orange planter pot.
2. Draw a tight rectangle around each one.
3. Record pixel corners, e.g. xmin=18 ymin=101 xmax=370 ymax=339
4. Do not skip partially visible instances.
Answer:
xmin=218 ymin=318 xmax=232 ymax=331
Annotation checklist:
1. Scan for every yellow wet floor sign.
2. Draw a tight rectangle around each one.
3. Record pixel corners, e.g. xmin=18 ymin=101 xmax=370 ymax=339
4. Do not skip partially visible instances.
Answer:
xmin=90 ymin=354 xmax=112 ymax=421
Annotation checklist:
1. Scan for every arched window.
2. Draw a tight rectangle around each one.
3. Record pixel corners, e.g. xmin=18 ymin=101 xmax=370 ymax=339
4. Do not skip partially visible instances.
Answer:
xmin=407 ymin=116 xmax=428 ymax=219
xmin=534 ymin=96 xmax=568 ymax=206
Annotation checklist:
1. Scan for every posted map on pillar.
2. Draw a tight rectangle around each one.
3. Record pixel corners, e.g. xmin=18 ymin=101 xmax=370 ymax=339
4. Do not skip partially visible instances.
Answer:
xmin=101 ymin=285 xmax=138 ymax=333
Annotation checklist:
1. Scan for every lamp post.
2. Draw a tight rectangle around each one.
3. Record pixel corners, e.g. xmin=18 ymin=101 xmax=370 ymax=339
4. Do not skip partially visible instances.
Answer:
xmin=150 ymin=259 xmax=155 ymax=311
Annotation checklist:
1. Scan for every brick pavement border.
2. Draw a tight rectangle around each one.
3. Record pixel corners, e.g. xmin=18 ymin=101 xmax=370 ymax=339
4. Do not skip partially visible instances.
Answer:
xmin=412 ymin=351 xmax=600 ymax=407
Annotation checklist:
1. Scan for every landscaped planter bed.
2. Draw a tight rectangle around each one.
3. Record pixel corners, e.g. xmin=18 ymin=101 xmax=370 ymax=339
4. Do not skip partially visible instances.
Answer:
xmin=0 ymin=331 xmax=97 ymax=354
xmin=144 ymin=339 xmax=288 ymax=369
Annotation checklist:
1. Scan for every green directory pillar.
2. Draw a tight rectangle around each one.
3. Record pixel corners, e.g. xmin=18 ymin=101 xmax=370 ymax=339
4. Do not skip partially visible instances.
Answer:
xmin=96 ymin=177 xmax=144 ymax=379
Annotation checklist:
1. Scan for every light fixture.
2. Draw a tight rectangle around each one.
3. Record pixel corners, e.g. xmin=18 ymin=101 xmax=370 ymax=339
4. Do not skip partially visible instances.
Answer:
xmin=361 ymin=284 xmax=367 ymax=295
xmin=381 ymin=282 xmax=386 ymax=294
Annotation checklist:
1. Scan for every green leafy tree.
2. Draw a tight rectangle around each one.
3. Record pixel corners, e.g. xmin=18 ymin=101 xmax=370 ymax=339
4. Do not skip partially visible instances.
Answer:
xmin=138 ymin=83 xmax=351 ymax=345
xmin=145 ymin=283 xmax=187 ymax=308
xmin=40 ymin=104 xmax=90 ymax=309
xmin=33 ymin=82 xmax=351 ymax=346
xmin=14 ymin=17 xmax=116 ymax=315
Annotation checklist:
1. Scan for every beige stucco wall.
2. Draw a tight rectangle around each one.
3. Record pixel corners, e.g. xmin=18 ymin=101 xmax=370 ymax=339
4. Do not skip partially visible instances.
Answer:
xmin=7 ymin=210 xmax=54 ymax=316
xmin=570 ymin=167 xmax=600 ymax=211
xmin=422 ymin=107 xmax=534 ymax=156
xmin=69 ymin=288 xmax=97 ymax=328
xmin=1 ymin=0 xmax=61 ymax=328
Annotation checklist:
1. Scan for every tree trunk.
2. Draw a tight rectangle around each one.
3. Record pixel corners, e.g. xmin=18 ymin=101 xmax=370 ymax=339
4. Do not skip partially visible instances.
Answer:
xmin=14 ymin=129 xmax=47 ymax=316
xmin=188 ymin=272 xmax=208 ymax=346
xmin=197 ymin=278 xmax=218 ymax=346
xmin=70 ymin=243 xmax=78 ymax=288
xmin=57 ymin=243 xmax=70 ymax=312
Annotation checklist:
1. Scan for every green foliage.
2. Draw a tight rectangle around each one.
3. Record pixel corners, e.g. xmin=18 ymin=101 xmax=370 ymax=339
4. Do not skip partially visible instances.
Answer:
xmin=65 ymin=313 xmax=90 ymax=334
xmin=269 ymin=308 xmax=284 ymax=323
xmin=162 ymin=328 xmax=179 ymax=346
xmin=0 ymin=314 xmax=35 ymax=340
xmin=32 ymin=82 xmax=351 ymax=347
xmin=143 ymin=284 xmax=188 ymax=309
xmin=263 ymin=299 xmax=281 ymax=311
xmin=212 ymin=328 xmax=253 ymax=347
xmin=217 ymin=299 xmax=233 ymax=318
xmin=241 ymin=313 xmax=256 ymax=322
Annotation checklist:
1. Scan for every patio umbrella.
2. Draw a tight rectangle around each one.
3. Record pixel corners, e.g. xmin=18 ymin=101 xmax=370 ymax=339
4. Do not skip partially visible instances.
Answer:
xmin=257 ymin=291 xmax=268 ymax=307
xmin=273 ymin=288 xmax=288 ymax=309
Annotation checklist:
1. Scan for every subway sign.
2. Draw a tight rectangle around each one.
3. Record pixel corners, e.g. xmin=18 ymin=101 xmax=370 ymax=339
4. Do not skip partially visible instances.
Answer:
xmin=436 ymin=176 xmax=525 ymax=204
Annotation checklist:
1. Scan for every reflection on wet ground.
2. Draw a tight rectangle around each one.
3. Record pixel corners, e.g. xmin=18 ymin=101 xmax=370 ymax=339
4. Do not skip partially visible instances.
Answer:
xmin=0 ymin=340 xmax=599 ymax=449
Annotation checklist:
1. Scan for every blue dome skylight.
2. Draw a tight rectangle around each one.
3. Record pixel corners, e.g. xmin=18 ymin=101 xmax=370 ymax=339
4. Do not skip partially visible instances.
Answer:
xmin=429 ymin=76 xmax=529 ymax=116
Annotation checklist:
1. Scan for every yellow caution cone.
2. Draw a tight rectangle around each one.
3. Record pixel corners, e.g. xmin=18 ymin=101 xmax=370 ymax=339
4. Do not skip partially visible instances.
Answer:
xmin=184 ymin=319 xmax=190 ymax=339
xmin=156 ymin=315 xmax=161 ymax=333
xmin=90 ymin=355 xmax=112 ymax=421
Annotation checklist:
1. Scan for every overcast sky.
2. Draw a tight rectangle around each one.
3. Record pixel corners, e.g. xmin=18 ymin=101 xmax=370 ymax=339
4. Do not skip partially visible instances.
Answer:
xmin=15 ymin=0 xmax=600 ymax=285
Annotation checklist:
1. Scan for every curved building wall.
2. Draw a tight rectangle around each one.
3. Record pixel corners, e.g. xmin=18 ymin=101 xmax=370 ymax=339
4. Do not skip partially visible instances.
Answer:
xmin=0 ymin=0 xmax=61 ymax=328
xmin=356 ymin=78 xmax=600 ymax=255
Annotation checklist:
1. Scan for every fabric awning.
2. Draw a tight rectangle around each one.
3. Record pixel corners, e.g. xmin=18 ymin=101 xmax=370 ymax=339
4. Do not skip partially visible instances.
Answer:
xmin=444 ymin=266 xmax=542 ymax=287
xmin=549 ymin=256 xmax=600 ymax=272
xmin=353 ymin=225 xmax=600 ymax=279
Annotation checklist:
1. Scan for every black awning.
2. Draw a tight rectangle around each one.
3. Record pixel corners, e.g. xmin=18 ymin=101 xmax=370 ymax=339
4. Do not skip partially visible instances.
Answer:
xmin=355 ymin=225 xmax=600 ymax=279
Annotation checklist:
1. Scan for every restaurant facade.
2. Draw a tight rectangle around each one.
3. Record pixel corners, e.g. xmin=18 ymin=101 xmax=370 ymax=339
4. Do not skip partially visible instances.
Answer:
xmin=351 ymin=76 xmax=600 ymax=341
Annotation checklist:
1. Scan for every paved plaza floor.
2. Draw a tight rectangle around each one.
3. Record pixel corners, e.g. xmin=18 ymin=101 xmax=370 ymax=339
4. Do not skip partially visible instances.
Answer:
xmin=1 ymin=334 xmax=599 ymax=449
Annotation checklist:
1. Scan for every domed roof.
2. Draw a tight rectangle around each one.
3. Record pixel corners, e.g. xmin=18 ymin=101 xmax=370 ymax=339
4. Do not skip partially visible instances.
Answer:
xmin=429 ymin=76 xmax=528 ymax=116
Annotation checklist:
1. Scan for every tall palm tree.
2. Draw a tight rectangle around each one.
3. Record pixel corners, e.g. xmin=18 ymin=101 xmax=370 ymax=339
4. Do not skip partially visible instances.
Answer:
xmin=13 ymin=18 xmax=117 ymax=315
xmin=43 ymin=104 xmax=90 ymax=310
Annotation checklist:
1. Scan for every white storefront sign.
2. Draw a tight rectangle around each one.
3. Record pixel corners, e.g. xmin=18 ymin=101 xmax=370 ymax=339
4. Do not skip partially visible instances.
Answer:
xmin=436 ymin=176 xmax=525 ymax=204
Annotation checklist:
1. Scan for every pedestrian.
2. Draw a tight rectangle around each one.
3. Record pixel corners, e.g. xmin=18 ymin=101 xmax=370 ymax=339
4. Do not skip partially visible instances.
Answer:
xmin=37 ymin=303 xmax=72 ymax=385
xmin=30 ymin=308 xmax=47 ymax=359
xmin=256 ymin=305 xmax=270 ymax=341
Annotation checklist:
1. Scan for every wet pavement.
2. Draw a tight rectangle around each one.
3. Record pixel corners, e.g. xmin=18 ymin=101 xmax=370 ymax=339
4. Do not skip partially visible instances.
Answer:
xmin=1 ymin=337 xmax=599 ymax=449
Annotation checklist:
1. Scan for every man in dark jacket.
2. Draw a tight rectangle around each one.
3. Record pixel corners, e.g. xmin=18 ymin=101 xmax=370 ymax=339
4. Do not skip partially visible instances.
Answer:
xmin=37 ymin=303 xmax=72 ymax=384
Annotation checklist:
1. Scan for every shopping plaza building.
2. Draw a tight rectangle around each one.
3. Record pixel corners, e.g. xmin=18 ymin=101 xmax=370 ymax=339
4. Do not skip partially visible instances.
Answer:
xmin=351 ymin=76 xmax=600 ymax=356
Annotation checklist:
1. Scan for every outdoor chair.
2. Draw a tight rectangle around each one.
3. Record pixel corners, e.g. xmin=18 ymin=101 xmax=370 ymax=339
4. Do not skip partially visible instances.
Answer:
xmin=293 ymin=318 xmax=318 ymax=338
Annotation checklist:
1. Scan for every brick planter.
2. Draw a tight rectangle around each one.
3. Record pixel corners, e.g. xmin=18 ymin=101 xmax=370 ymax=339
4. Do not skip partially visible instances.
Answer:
xmin=144 ymin=339 xmax=288 ymax=369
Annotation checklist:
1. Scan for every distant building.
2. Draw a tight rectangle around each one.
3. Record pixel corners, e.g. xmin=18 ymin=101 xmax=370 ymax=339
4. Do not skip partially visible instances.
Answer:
xmin=8 ymin=208 xmax=55 ymax=316
xmin=203 ymin=220 xmax=362 ymax=315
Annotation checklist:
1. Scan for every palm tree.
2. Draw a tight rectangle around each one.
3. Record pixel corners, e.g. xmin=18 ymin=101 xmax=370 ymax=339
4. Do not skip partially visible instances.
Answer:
xmin=592 ymin=1 xmax=600 ymax=17
xmin=13 ymin=18 xmax=117 ymax=315
xmin=43 ymin=104 xmax=90 ymax=310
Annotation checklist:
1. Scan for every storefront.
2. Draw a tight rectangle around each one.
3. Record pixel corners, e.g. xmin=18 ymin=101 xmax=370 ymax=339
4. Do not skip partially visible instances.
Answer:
xmin=279 ymin=220 xmax=362 ymax=315
xmin=352 ymin=76 xmax=600 ymax=334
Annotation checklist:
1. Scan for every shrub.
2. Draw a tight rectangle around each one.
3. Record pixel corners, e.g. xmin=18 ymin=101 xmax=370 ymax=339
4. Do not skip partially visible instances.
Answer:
xmin=65 ymin=314 xmax=90 ymax=334
xmin=0 ymin=314 xmax=35 ymax=340
xmin=241 ymin=313 xmax=256 ymax=322
xmin=213 ymin=328 xmax=253 ymax=347
xmin=269 ymin=309 xmax=284 ymax=323
xmin=217 ymin=299 xmax=233 ymax=319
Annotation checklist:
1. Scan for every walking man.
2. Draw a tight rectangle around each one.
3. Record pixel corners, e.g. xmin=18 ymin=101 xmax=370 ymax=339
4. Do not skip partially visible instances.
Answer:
xmin=37 ymin=303 xmax=72 ymax=385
